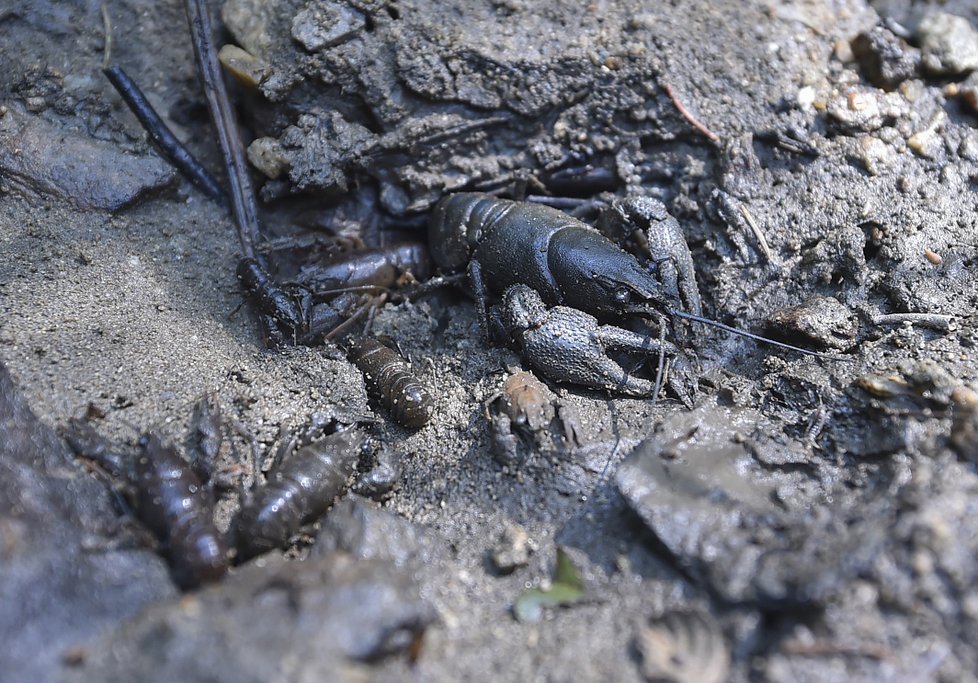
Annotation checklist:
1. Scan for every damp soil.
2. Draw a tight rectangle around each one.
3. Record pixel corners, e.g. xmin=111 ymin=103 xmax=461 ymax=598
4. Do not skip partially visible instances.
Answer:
xmin=2 ymin=0 xmax=978 ymax=681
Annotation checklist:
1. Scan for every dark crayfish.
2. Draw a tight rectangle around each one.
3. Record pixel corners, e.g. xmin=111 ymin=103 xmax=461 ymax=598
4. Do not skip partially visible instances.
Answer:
xmin=62 ymin=419 xmax=229 ymax=589
xmin=429 ymin=193 xmax=838 ymax=400
xmin=237 ymin=257 xmax=366 ymax=347
xmin=232 ymin=423 xmax=365 ymax=561
xmin=237 ymin=241 xmax=430 ymax=347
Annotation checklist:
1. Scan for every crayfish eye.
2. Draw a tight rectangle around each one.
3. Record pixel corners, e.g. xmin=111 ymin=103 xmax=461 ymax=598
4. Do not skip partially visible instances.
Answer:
xmin=614 ymin=288 xmax=630 ymax=303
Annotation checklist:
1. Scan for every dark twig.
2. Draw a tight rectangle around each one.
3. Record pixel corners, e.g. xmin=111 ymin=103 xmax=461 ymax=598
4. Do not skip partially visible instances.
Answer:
xmin=103 ymin=65 xmax=226 ymax=203
xmin=662 ymin=81 xmax=720 ymax=144
xmin=184 ymin=0 xmax=260 ymax=260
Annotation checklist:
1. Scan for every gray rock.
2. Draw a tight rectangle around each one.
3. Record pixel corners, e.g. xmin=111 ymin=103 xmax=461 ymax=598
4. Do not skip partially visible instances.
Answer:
xmin=313 ymin=496 xmax=446 ymax=568
xmin=0 ymin=362 xmax=175 ymax=683
xmin=765 ymin=295 xmax=858 ymax=350
xmin=266 ymin=110 xmax=376 ymax=194
xmin=291 ymin=1 xmax=366 ymax=52
xmin=0 ymin=105 xmax=176 ymax=211
xmin=825 ymin=88 xmax=910 ymax=133
xmin=917 ymin=11 xmax=978 ymax=75
xmin=616 ymin=404 xmax=889 ymax=606
xmin=58 ymin=552 xmax=435 ymax=682
xmin=851 ymin=26 xmax=920 ymax=89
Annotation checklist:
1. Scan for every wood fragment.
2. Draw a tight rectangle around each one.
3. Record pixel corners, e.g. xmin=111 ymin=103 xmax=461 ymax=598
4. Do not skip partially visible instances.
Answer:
xmin=873 ymin=312 xmax=952 ymax=331
xmin=738 ymin=204 xmax=774 ymax=263
xmin=184 ymin=0 xmax=261 ymax=260
xmin=100 ymin=3 xmax=112 ymax=69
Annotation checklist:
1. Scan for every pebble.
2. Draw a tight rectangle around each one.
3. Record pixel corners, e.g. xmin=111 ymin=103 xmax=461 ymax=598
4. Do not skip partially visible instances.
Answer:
xmin=917 ymin=11 xmax=978 ymax=76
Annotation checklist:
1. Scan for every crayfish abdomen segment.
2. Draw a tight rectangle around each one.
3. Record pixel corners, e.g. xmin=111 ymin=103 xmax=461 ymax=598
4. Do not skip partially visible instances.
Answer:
xmin=429 ymin=192 xmax=514 ymax=271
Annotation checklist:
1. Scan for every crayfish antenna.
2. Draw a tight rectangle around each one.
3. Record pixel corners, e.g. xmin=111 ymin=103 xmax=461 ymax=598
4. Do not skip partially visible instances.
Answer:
xmin=664 ymin=308 xmax=848 ymax=361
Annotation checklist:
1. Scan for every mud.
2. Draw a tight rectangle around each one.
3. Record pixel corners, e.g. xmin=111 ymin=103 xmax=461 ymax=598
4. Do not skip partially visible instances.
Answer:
xmin=2 ymin=0 xmax=978 ymax=681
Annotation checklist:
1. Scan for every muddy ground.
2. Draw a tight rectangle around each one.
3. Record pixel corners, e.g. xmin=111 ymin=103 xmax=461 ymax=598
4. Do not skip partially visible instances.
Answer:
xmin=2 ymin=0 xmax=978 ymax=681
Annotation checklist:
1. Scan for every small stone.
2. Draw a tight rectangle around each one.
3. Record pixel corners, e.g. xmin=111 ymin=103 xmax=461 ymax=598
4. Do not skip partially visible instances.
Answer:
xmin=917 ymin=11 xmax=978 ymax=76
xmin=958 ymin=130 xmax=978 ymax=160
xmin=766 ymin=295 xmax=858 ymax=350
xmin=855 ymin=135 xmax=893 ymax=175
xmin=490 ymin=523 xmax=533 ymax=574
xmin=957 ymin=72 xmax=978 ymax=115
xmin=907 ymin=116 xmax=945 ymax=159
xmin=247 ymin=137 xmax=289 ymax=179
xmin=218 ymin=44 xmax=274 ymax=89
xmin=851 ymin=26 xmax=920 ymax=89
xmin=291 ymin=1 xmax=366 ymax=52
xmin=797 ymin=85 xmax=816 ymax=108
xmin=826 ymin=88 xmax=909 ymax=132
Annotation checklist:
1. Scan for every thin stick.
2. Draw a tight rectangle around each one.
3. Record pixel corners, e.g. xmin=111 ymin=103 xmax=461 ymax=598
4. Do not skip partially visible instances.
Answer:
xmin=103 ymin=66 xmax=226 ymax=203
xmin=184 ymin=0 xmax=260 ymax=260
xmin=781 ymin=639 xmax=891 ymax=661
xmin=662 ymin=81 xmax=720 ymax=144
xmin=101 ymin=3 xmax=113 ymax=69
xmin=323 ymin=296 xmax=380 ymax=341
xmin=525 ymin=195 xmax=591 ymax=210
xmin=738 ymin=204 xmax=774 ymax=264
xmin=873 ymin=312 xmax=952 ymax=332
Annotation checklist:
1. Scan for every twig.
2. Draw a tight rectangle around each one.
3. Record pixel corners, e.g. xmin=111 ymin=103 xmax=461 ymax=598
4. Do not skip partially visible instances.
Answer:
xmin=325 ymin=294 xmax=384 ymax=341
xmin=184 ymin=0 xmax=260 ymax=260
xmin=100 ymin=3 xmax=113 ymax=69
xmin=103 ymin=66 xmax=226 ymax=203
xmin=781 ymin=639 xmax=891 ymax=661
xmin=525 ymin=195 xmax=592 ymax=210
xmin=738 ymin=204 xmax=774 ymax=264
xmin=873 ymin=313 xmax=953 ymax=332
xmin=662 ymin=81 xmax=720 ymax=144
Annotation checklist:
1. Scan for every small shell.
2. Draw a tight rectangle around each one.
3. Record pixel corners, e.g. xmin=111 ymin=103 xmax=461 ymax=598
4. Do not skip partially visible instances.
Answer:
xmin=636 ymin=611 xmax=729 ymax=683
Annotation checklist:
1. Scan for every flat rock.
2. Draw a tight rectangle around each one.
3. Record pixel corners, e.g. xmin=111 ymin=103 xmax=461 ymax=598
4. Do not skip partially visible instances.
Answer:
xmin=58 ymin=551 xmax=435 ymax=682
xmin=616 ymin=403 xmax=889 ymax=606
xmin=0 ymin=105 xmax=175 ymax=211
xmin=313 ymin=496 xmax=447 ymax=568
xmin=0 ymin=362 xmax=175 ymax=683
